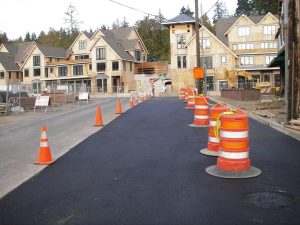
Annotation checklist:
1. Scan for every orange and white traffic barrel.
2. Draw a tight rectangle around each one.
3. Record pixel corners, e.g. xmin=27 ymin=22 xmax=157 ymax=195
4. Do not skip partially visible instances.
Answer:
xmin=189 ymin=95 xmax=209 ymax=127
xmin=185 ymin=89 xmax=196 ymax=109
xmin=200 ymin=103 xmax=229 ymax=155
xmin=183 ymin=89 xmax=190 ymax=103
xmin=206 ymin=111 xmax=261 ymax=178
xmin=179 ymin=87 xmax=186 ymax=100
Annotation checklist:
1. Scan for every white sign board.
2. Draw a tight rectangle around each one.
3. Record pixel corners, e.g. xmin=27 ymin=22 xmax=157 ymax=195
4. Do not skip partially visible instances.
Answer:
xmin=57 ymin=85 xmax=68 ymax=91
xmin=35 ymin=96 xmax=49 ymax=107
xmin=34 ymin=96 xmax=50 ymax=112
xmin=78 ymin=92 xmax=89 ymax=103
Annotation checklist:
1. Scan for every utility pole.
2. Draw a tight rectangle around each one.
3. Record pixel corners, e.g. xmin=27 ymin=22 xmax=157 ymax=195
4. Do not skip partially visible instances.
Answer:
xmin=195 ymin=0 xmax=202 ymax=94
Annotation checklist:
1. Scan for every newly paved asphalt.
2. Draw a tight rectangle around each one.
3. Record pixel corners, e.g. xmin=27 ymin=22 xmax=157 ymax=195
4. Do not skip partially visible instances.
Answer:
xmin=1 ymin=97 xmax=300 ymax=225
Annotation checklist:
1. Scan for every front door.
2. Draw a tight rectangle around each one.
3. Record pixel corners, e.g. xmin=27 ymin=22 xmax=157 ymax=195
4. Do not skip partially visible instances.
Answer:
xmin=97 ymin=79 xmax=107 ymax=93
xmin=112 ymin=76 xmax=120 ymax=93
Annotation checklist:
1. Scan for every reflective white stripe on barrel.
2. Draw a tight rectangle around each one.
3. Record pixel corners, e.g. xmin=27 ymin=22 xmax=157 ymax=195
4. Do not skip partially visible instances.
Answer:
xmin=219 ymin=151 xmax=249 ymax=159
xmin=194 ymin=105 xmax=209 ymax=109
xmin=209 ymin=136 xmax=219 ymax=143
xmin=40 ymin=141 xmax=49 ymax=147
xmin=41 ymin=132 xmax=47 ymax=139
xmin=220 ymin=131 xmax=248 ymax=138
xmin=210 ymin=120 xmax=217 ymax=126
xmin=194 ymin=115 xmax=209 ymax=119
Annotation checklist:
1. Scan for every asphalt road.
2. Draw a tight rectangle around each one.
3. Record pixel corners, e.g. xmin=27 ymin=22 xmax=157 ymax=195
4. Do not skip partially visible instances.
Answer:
xmin=0 ymin=97 xmax=300 ymax=225
xmin=0 ymin=97 xmax=129 ymax=198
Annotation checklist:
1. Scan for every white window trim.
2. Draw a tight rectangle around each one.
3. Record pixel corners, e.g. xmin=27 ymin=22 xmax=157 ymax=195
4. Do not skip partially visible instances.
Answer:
xmin=238 ymin=26 xmax=250 ymax=36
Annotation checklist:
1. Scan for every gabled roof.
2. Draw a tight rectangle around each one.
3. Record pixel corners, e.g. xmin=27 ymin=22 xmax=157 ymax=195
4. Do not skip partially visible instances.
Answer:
xmin=184 ymin=26 xmax=238 ymax=59
xmin=2 ymin=42 xmax=35 ymax=64
xmin=0 ymin=52 xmax=20 ymax=71
xmin=121 ymin=39 xmax=139 ymax=50
xmin=36 ymin=44 xmax=66 ymax=58
xmin=100 ymin=35 xmax=134 ymax=61
xmin=82 ymin=31 xmax=94 ymax=39
xmin=162 ymin=14 xmax=195 ymax=26
xmin=216 ymin=13 xmax=279 ymax=45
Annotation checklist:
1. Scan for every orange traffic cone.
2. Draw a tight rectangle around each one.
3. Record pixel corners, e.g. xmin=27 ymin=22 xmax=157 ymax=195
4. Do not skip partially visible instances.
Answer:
xmin=95 ymin=105 xmax=104 ymax=127
xmin=116 ymin=98 xmax=123 ymax=114
xmin=134 ymin=96 xmax=139 ymax=105
xmin=35 ymin=127 xmax=55 ymax=165
xmin=129 ymin=96 xmax=134 ymax=108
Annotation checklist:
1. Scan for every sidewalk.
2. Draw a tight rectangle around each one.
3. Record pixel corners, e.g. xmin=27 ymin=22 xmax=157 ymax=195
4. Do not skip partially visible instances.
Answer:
xmin=0 ymin=97 xmax=300 ymax=225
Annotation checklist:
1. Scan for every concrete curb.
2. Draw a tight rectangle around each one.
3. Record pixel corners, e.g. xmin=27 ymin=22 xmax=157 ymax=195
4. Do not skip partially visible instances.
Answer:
xmin=209 ymin=96 xmax=300 ymax=142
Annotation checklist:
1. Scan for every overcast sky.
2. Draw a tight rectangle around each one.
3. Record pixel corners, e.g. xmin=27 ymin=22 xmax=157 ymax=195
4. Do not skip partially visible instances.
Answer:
xmin=0 ymin=0 xmax=237 ymax=39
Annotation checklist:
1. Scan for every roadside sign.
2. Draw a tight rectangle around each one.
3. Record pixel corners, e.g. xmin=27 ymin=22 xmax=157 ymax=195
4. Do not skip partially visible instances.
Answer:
xmin=78 ymin=92 xmax=89 ymax=104
xmin=193 ymin=67 xmax=204 ymax=79
xmin=34 ymin=96 xmax=50 ymax=112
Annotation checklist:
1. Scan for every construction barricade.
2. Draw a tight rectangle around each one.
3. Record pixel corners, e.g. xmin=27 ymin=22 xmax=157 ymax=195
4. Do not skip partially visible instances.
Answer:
xmin=179 ymin=87 xmax=186 ymax=100
xmin=200 ymin=103 xmax=229 ymax=155
xmin=206 ymin=110 xmax=261 ymax=178
xmin=185 ymin=89 xmax=196 ymax=109
xmin=189 ymin=95 xmax=210 ymax=127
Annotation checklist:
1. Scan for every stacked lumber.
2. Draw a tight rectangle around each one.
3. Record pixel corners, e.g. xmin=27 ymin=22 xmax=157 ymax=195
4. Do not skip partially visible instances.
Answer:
xmin=286 ymin=119 xmax=300 ymax=132
xmin=42 ymin=92 xmax=76 ymax=105
xmin=8 ymin=97 xmax=36 ymax=109
xmin=0 ymin=103 xmax=6 ymax=115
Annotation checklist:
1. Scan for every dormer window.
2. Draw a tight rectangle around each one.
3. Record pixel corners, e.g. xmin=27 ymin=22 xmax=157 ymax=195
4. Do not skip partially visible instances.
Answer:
xmin=79 ymin=41 xmax=87 ymax=50
xmin=177 ymin=35 xmax=186 ymax=49
xmin=264 ymin=25 xmax=276 ymax=35
xmin=200 ymin=38 xmax=211 ymax=49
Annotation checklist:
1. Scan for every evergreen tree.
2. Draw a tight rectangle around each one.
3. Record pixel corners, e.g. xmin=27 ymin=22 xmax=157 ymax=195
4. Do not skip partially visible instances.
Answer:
xmin=31 ymin=32 xmax=37 ymax=41
xmin=235 ymin=0 xmax=253 ymax=16
xmin=212 ymin=1 xmax=229 ymax=24
xmin=201 ymin=15 xmax=215 ymax=34
xmin=24 ymin=32 xmax=31 ymax=41
xmin=252 ymin=0 xmax=278 ymax=15
xmin=112 ymin=19 xmax=120 ymax=29
xmin=180 ymin=5 xmax=194 ymax=17
xmin=0 ymin=32 xmax=8 ymax=45
xmin=121 ymin=17 xmax=129 ymax=28
xmin=100 ymin=25 xmax=107 ymax=30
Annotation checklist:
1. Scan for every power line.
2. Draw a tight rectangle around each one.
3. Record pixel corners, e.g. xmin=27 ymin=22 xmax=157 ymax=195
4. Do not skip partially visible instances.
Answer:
xmin=108 ymin=0 xmax=161 ymax=18
xmin=108 ymin=0 xmax=221 ymax=20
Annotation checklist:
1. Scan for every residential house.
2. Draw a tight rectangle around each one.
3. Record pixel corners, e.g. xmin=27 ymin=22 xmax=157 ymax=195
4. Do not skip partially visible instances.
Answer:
xmin=162 ymin=14 xmax=238 ymax=91
xmin=0 ymin=42 xmax=35 ymax=88
xmin=216 ymin=13 xmax=281 ymax=88
xmin=0 ymin=27 xmax=148 ymax=94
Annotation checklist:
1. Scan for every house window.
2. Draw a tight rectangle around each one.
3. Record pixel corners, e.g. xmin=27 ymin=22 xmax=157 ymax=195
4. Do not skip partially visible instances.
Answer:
xmin=73 ymin=65 xmax=83 ymax=75
xmin=221 ymin=55 xmax=227 ymax=64
xmin=264 ymin=25 xmax=276 ymax=35
xmin=265 ymin=55 xmax=276 ymax=64
xmin=45 ymin=68 xmax=48 ymax=78
xmin=261 ymin=42 xmax=277 ymax=49
xmin=238 ymin=26 xmax=250 ymax=36
xmin=135 ymin=50 xmax=141 ymax=61
xmin=112 ymin=61 xmax=119 ymax=71
xmin=0 ymin=72 xmax=4 ymax=79
xmin=263 ymin=74 xmax=270 ymax=82
xmin=24 ymin=69 xmax=29 ymax=77
xmin=130 ymin=62 xmax=133 ymax=71
xmin=96 ymin=48 xmax=106 ymax=60
xmin=177 ymin=55 xmax=187 ymax=69
xmin=200 ymin=56 xmax=213 ymax=69
xmin=240 ymin=56 xmax=254 ymax=65
xmin=232 ymin=44 xmax=238 ymax=50
xmin=89 ymin=64 xmax=92 ymax=70
xmin=33 ymin=68 xmax=41 ymax=76
xmin=200 ymin=38 xmax=211 ymax=49
xmin=123 ymin=61 xmax=126 ymax=71
xmin=238 ymin=43 xmax=255 ymax=50
xmin=8 ymin=72 xmax=11 ymax=79
xmin=177 ymin=35 xmax=186 ymax=48
xmin=75 ymin=54 xmax=89 ymax=60
xmin=50 ymin=68 xmax=53 ymax=73
xmin=79 ymin=41 xmax=87 ymax=50
xmin=33 ymin=55 xmax=40 ymax=66
xmin=58 ymin=67 xmax=67 ymax=76
xmin=97 ymin=63 xmax=106 ymax=72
